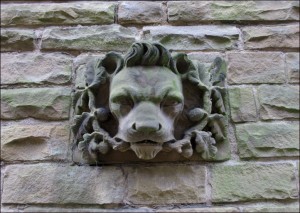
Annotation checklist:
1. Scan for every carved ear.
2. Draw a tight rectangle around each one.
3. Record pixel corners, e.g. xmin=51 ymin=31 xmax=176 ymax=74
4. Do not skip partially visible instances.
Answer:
xmin=85 ymin=52 xmax=124 ymax=89
xmin=172 ymin=53 xmax=194 ymax=74
xmin=100 ymin=52 xmax=124 ymax=75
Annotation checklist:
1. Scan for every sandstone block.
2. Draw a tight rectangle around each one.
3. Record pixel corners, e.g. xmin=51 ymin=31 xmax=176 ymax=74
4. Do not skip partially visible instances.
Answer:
xmin=236 ymin=122 xmax=299 ymax=158
xmin=1 ymin=53 xmax=72 ymax=85
xmin=157 ymin=207 xmax=239 ymax=212
xmin=1 ymin=2 xmax=115 ymax=26
xmin=1 ymin=88 xmax=71 ymax=120
xmin=257 ymin=85 xmax=299 ymax=120
xmin=1 ymin=29 xmax=35 ymax=52
xmin=243 ymin=24 xmax=299 ymax=50
xmin=143 ymin=25 xmax=239 ymax=51
xmin=168 ymin=1 xmax=299 ymax=24
xmin=211 ymin=163 xmax=298 ymax=202
xmin=2 ymin=164 xmax=125 ymax=204
xmin=229 ymin=87 xmax=257 ymax=122
xmin=227 ymin=52 xmax=285 ymax=84
xmin=119 ymin=1 xmax=165 ymax=25
xmin=243 ymin=205 xmax=299 ymax=212
xmin=286 ymin=53 xmax=300 ymax=83
xmin=1 ymin=124 xmax=70 ymax=161
xmin=126 ymin=165 xmax=206 ymax=204
xmin=41 ymin=25 xmax=138 ymax=51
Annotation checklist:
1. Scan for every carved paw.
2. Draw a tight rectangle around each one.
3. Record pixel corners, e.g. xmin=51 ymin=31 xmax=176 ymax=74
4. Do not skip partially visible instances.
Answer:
xmin=78 ymin=132 xmax=111 ymax=156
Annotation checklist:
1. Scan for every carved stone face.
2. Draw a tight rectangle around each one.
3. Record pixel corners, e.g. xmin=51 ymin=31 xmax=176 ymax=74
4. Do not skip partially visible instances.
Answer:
xmin=109 ymin=66 xmax=183 ymax=159
xmin=72 ymin=42 xmax=230 ymax=164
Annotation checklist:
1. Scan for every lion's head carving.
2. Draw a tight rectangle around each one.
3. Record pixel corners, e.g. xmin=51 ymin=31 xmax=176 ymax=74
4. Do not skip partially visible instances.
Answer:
xmin=72 ymin=42 xmax=229 ymax=163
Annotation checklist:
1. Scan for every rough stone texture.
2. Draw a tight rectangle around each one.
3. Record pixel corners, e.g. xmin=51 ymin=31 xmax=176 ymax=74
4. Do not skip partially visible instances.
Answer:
xmin=1 ymin=206 xmax=154 ymax=213
xmin=243 ymin=205 xmax=299 ymax=212
xmin=187 ymin=52 xmax=223 ymax=71
xmin=168 ymin=1 xmax=299 ymax=24
xmin=286 ymin=53 xmax=300 ymax=83
xmin=1 ymin=2 xmax=115 ymax=26
xmin=119 ymin=1 xmax=165 ymax=25
xmin=211 ymin=163 xmax=298 ymax=202
xmin=1 ymin=29 xmax=35 ymax=52
xmin=227 ymin=52 xmax=285 ymax=84
xmin=236 ymin=122 xmax=299 ymax=158
xmin=143 ymin=25 xmax=240 ymax=51
xmin=73 ymin=53 xmax=104 ymax=89
xmin=1 ymin=88 xmax=71 ymax=120
xmin=243 ymin=24 xmax=300 ymax=50
xmin=2 ymin=164 xmax=125 ymax=204
xmin=257 ymin=85 xmax=299 ymax=120
xmin=156 ymin=207 xmax=239 ymax=212
xmin=1 ymin=124 xmax=70 ymax=161
xmin=126 ymin=165 xmax=206 ymax=204
xmin=229 ymin=87 xmax=257 ymax=122
xmin=41 ymin=25 xmax=138 ymax=51
xmin=1 ymin=53 xmax=72 ymax=85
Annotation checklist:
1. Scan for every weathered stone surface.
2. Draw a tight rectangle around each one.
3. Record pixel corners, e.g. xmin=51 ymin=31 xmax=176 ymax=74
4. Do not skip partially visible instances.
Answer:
xmin=1 ymin=206 xmax=154 ymax=213
xmin=119 ymin=1 xmax=165 ymax=25
xmin=168 ymin=1 xmax=299 ymax=24
xmin=1 ymin=29 xmax=35 ymax=52
xmin=1 ymin=88 xmax=71 ymax=120
xmin=227 ymin=52 xmax=285 ymax=84
xmin=41 ymin=25 xmax=138 ymax=51
xmin=258 ymin=85 xmax=299 ymax=120
xmin=2 ymin=164 xmax=125 ymax=204
xmin=157 ymin=207 xmax=239 ymax=212
xmin=73 ymin=53 xmax=104 ymax=89
xmin=243 ymin=24 xmax=300 ymax=50
xmin=143 ymin=25 xmax=239 ymax=50
xmin=211 ymin=163 xmax=298 ymax=202
xmin=187 ymin=52 xmax=223 ymax=71
xmin=236 ymin=122 xmax=299 ymax=158
xmin=1 ymin=2 xmax=115 ymax=26
xmin=243 ymin=205 xmax=299 ymax=212
xmin=229 ymin=87 xmax=257 ymax=122
xmin=286 ymin=53 xmax=300 ymax=83
xmin=1 ymin=53 xmax=72 ymax=85
xmin=126 ymin=165 xmax=206 ymax=204
xmin=1 ymin=124 xmax=69 ymax=161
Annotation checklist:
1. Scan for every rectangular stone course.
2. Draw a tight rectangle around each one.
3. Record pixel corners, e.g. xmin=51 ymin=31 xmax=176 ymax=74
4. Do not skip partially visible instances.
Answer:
xmin=1 ymin=88 xmax=71 ymax=120
xmin=1 ymin=123 xmax=70 ymax=161
xmin=227 ymin=52 xmax=285 ymax=84
xmin=41 ymin=25 xmax=138 ymax=52
xmin=228 ymin=87 xmax=257 ymax=123
xmin=143 ymin=25 xmax=240 ymax=51
xmin=242 ymin=205 xmax=299 ymax=212
xmin=1 ymin=53 xmax=72 ymax=85
xmin=2 ymin=164 xmax=126 ymax=205
xmin=1 ymin=2 xmax=115 ymax=26
xmin=257 ymin=85 xmax=299 ymax=120
xmin=211 ymin=163 xmax=298 ymax=202
xmin=168 ymin=1 xmax=299 ymax=24
xmin=242 ymin=24 xmax=300 ymax=50
xmin=236 ymin=122 xmax=299 ymax=159
xmin=118 ymin=1 xmax=165 ymax=25
xmin=286 ymin=53 xmax=300 ymax=83
xmin=125 ymin=165 xmax=206 ymax=205
xmin=1 ymin=29 xmax=35 ymax=52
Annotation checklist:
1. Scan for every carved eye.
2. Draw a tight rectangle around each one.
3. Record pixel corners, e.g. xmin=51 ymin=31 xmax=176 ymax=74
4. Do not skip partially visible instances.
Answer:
xmin=161 ymin=98 xmax=181 ymax=108
xmin=118 ymin=97 xmax=133 ymax=107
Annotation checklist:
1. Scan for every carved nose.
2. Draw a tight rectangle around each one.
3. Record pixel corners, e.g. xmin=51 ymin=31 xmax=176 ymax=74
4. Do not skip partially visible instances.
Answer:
xmin=132 ymin=121 xmax=162 ymax=134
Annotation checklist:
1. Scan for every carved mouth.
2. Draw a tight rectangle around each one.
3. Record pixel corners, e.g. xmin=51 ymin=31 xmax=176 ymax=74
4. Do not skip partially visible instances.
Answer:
xmin=134 ymin=140 xmax=160 ymax=146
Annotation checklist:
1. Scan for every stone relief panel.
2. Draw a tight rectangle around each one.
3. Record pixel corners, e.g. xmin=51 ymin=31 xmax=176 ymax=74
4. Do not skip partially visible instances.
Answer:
xmin=72 ymin=42 xmax=230 ymax=164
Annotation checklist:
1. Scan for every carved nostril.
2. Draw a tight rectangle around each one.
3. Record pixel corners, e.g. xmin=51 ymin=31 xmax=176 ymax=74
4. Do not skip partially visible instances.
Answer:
xmin=132 ymin=123 xmax=137 ymax=130
xmin=158 ymin=123 xmax=162 ymax=131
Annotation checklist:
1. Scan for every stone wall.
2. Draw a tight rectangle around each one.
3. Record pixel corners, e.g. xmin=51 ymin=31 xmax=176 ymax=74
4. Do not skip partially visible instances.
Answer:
xmin=1 ymin=1 xmax=299 ymax=212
